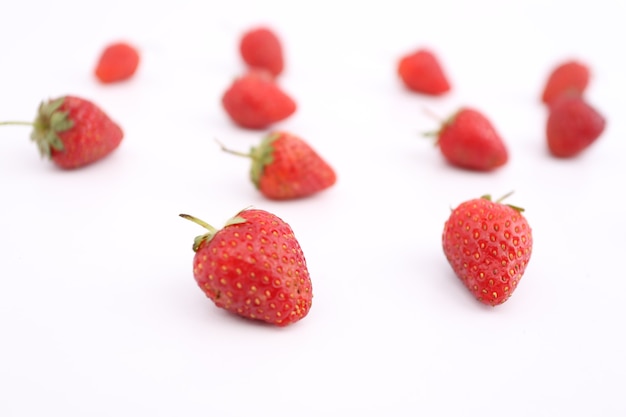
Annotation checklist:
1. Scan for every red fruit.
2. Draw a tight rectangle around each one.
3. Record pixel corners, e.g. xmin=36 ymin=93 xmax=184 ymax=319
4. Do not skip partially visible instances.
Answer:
xmin=428 ymin=107 xmax=508 ymax=171
xmin=546 ymin=95 xmax=606 ymax=158
xmin=219 ymin=131 xmax=337 ymax=200
xmin=94 ymin=42 xmax=140 ymax=84
xmin=179 ymin=209 xmax=313 ymax=327
xmin=442 ymin=193 xmax=533 ymax=306
xmin=0 ymin=96 xmax=123 ymax=169
xmin=240 ymin=27 xmax=284 ymax=77
xmin=541 ymin=60 xmax=590 ymax=105
xmin=221 ymin=71 xmax=297 ymax=129
xmin=398 ymin=49 xmax=451 ymax=95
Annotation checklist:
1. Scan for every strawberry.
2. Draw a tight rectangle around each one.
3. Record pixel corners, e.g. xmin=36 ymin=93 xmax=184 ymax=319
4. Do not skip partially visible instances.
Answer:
xmin=398 ymin=48 xmax=451 ymax=95
xmin=0 ymin=96 xmax=123 ymax=169
xmin=179 ymin=208 xmax=313 ymax=327
xmin=240 ymin=27 xmax=284 ymax=77
xmin=221 ymin=71 xmax=296 ymax=129
xmin=442 ymin=193 xmax=533 ymax=306
xmin=541 ymin=60 xmax=590 ymax=106
xmin=94 ymin=42 xmax=140 ymax=84
xmin=426 ymin=107 xmax=508 ymax=171
xmin=546 ymin=95 xmax=606 ymax=158
xmin=219 ymin=131 xmax=337 ymax=200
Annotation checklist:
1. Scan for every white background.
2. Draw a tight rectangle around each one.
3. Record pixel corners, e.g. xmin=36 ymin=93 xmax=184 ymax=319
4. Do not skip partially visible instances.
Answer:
xmin=2 ymin=1 xmax=626 ymax=416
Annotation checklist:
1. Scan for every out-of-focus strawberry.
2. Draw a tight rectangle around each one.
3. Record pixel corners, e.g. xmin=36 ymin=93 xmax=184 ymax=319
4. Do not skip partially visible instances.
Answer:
xmin=0 ymin=96 xmax=123 ymax=169
xmin=95 ymin=42 xmax=140 ymax=84
xmin=221 ymin=71 xmax=296 ymax=129
xmin=240 ymin=27 xmax=284 ymax=77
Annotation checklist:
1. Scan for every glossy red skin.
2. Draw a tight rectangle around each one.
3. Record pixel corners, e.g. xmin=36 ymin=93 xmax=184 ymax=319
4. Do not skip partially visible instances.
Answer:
xmin=546 ymin=95 xmax=606 ymax=158
xmin=541 ymin=60 xmax=589 ymax=105
xmin=258 ymin=132 xmax=337 ymax=200
xmin=438 ymin=108 xmax=508 ymax=171
xmin=221 ymin=72 xmax=296 ymax=129
xmin=51 ymin=96 xmax=124 ymax=169
xmin=398 ymin=49 xmax=451 ymax=95
xmin=95 ymin=42 xmax=140 ymax=83
xmin=192 ymin=209 xmax=313 ymax=327
xmin=442 ymin=197 xmax=533 ymax=306
xmin=240 ymin=27 xmax=284 ymax=77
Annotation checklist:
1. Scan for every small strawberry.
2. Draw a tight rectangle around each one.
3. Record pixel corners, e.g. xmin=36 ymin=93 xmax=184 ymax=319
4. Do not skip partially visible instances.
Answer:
xmin=426 ymin=107 xmax=508 ymax=171
xmin=179 ymin=208 xmax=313 ymax=327
xmin=221 ymin=71 xmax=297 ymax=129
xmin=541 ymin=60 xmax=590 ymax=106
xmin=218 ymin=131 xmax=337 ymax=200
xmin=0 ymin=96 xmax=123 ymax=169
xmin=240 ymin=26 xmax=284 ymax=77
xmin=94 ymin=42 xmax=140 ymax=84
xmin=398 ymin=48 xmax=451 ymax=95
xmin=546 ymin=95 xmax=606 ymax=158
xmin=442 ymin=193 xmax=533 ymax=306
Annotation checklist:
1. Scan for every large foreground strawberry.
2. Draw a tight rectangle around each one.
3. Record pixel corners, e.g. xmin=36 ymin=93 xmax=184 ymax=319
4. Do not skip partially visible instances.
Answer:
xmin=180 ymin=208 xmax=313 ymax=326
xmin=0 ymin=96 xmax=123 ymax=169
xmin=442 ymin=193 xmax=533 ymax=306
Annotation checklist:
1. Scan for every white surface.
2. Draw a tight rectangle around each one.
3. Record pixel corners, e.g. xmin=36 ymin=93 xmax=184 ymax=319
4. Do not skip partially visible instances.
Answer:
xmin=2 ymin=1 xmax=626 ymax=416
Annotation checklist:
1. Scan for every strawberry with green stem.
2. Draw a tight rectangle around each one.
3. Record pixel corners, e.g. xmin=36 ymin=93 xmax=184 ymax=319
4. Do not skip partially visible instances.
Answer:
xmin=180 ymin=208 xmax=313 ymax=327
xmin=442 ymin=192 xmax=533 ymax=306
xmin=0 ymin=96 xmax=123 ymax=169
xmin=217 ymin=131 xmax=337 ymax=200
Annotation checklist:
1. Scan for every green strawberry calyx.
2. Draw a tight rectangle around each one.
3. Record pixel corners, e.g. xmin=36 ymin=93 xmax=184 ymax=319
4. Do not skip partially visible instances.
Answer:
xmin=30 ymin=97 xmax=74 ymax=158
xmin=217 ymin=133 xmax=280 ymax=189
xmin=481 ymin=191 xmax=525 ymax=213
xmin=179 ymin=213 xmax=247 ymax=252
xmin=249 ymin=133 xmax=279 ymax=187
xmin=0 ymin=97 xmax=73 ymax=159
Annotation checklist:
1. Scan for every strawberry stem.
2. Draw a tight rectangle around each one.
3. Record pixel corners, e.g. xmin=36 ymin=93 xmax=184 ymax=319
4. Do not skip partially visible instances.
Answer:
xmin=0 ymin=121 xmax=33 ymax=126
xmin=215 ymin=139 xmax=251 ymax=158
xmin=179 ymin=214 xmax=218 ymax=234
xmin=179 ymin=213 xmax=219 ymax=252
xmin=495 ymin=191 xmax=515 ymax=203
xmin=180 ymin=213 xmax=248 ymax=252
xmin=482 ymin=191 xmax=525 ymax=213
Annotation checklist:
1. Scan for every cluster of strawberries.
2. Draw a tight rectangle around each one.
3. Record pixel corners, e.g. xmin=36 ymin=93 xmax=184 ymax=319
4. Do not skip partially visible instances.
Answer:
xmin=398 ymin=49 xmax=606 ymax=169
xmin=397 ymin=49 xmax=605 ymax=307
xmin=0 ymin=27 xmax=608 ymax=327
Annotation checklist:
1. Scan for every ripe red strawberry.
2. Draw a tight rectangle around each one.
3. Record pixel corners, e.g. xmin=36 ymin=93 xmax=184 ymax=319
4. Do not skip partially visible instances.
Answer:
xmin=179 ymin=208 xmax=313 ymax=326
xmin=221 ymin=71 xmax=296 ymax=129
xmin=240 ymin=27 xmax=284 ymax=77
xmin=442 ymin=193 xmax=533 ymax=306
xmin=0 ymin=96 xmax=123 ymax=169
xmin=546 ymin=95 xmax=606 ymax=158
xmin=398 ymin=48 xmax=451 ymax=95
xmin=541 ymin=60 xmax=590 ymax=106
xmin=427 ymin=107 xmax=508 ymax=171
xmin=94 ymin=42 xmax=140 ymax=83
xmin=219 ymin=131 xmax=337 ymax=200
